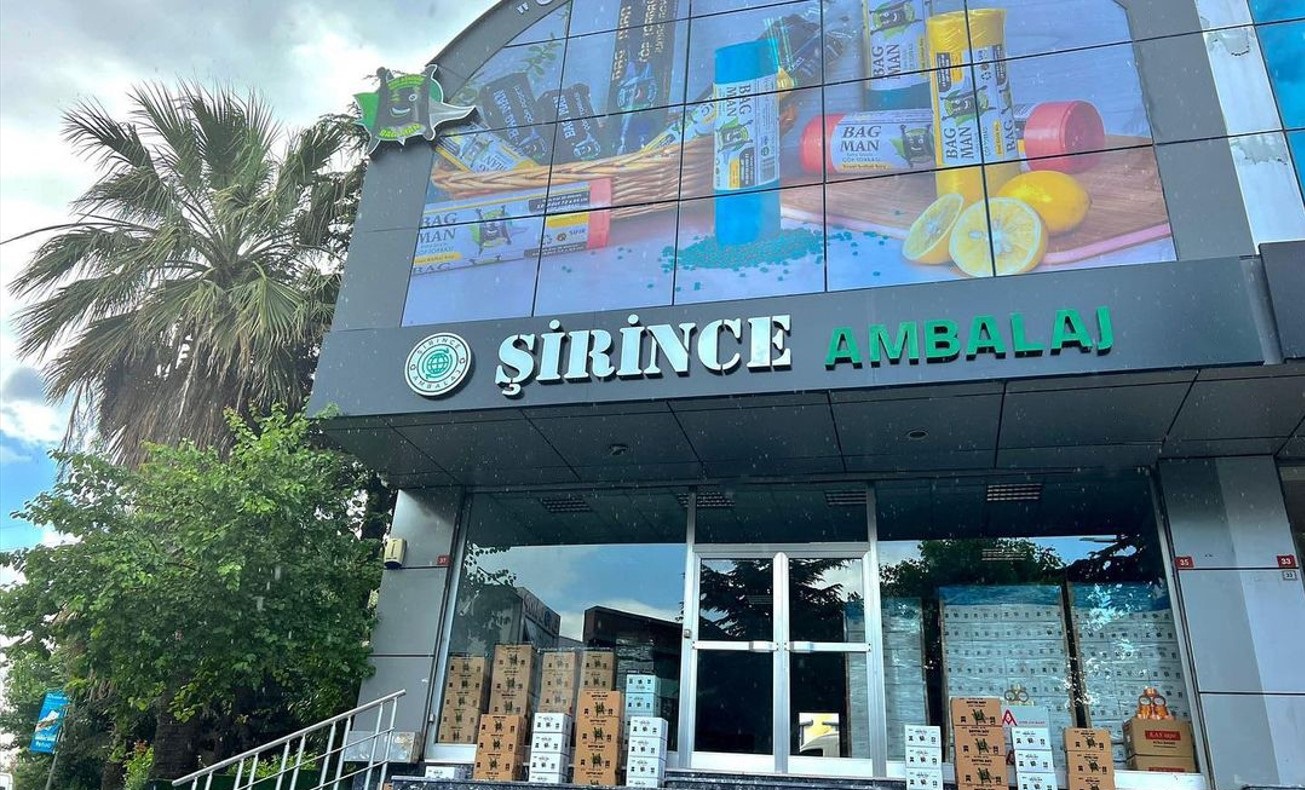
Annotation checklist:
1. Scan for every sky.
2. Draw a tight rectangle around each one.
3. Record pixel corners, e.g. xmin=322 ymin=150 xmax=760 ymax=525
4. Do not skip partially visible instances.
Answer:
xmin=0 ymin=0 xmax=498 ymax=557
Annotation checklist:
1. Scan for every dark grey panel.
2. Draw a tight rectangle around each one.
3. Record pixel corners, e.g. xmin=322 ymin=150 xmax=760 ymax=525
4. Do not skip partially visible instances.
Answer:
xmin=387 ymin=409 xmax=526 ymax=427
xmin=1198 ymin=363 xmax=1303 ymax=380
xmin=525 ymin=401 xmax=671 ymax=419
xmin=999 ymin=383 xmax=1189 ymax=448
xmin=351 ymin=145 xmax=434 ymax=236
xmin=1136 ymin=33 xmax=1228 ymax=144
xmin=1281 ymin=435 xmax=1305 ymax=458
xmin=997 ymin=443 xmax=1160 ymax=469
xmin=1118 ymin=0 xmax=1206 ymax=39
xmin=1163 ymin=437 xmax=1290 ymax=458
xmin=325 ymin=426 xmax=438 ymax=475
xmin=356 ymin=655 xmax=435 ymax=735
xmin=1262 ymin=241 xmax=1305 ymax=360
xmin=456 ymin=465 xmax=579 ymax=487
xmin=1155 ymin=140 xmax=1256 ymax=259
xmin=702 ymin=456 xmax=845 ymax=478
xmin=832 ymin=394 xmax=1002 ymax=456
xmin=570 ymin=462 xmax=704 ymax=482
xmin=331 ymin=228 xmax=426 ymax=333
xmin=676 ymin=404 xmax=840 ymax=462
xmin=309 ymin=259 xmax=1269 ymax=421
xmin=386 ymin=471 xmax=458 ymax=488
xmin=844 ymin=450 xmax=993 ymax=473
xmin=370 ymin=568 xmax=447 ymax=656
xmin=529 ymin=412 xmax=698 ymax=467
xmin=830 ymin=381 xmax=1002 ymax=402
xmin=1168 ymin=376 xmax=1305 ymax=440
xmin=1005 ymin=369 xmax=1193 ymax=392
xmin=670 ymin=392 xmax=830 ymax=411
xmin=397 ymin=419 xmax=567 ymax=474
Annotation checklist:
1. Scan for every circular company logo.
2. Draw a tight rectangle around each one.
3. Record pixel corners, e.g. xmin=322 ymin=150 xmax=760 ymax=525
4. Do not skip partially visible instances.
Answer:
xmin=405 ymin=333 xmax=472 ymax=397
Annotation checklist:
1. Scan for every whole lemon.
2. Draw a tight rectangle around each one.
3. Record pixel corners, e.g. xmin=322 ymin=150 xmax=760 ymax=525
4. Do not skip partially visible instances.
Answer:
xmin=997 ymin=171 xmax=1091 ymax=235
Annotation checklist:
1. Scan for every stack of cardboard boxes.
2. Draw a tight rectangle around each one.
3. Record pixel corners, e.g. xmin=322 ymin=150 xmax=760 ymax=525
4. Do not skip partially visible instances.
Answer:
xmin=1123 ymin=719 xmax=1197 ymax=772
xmin=540 ymin=650 xmax=581 ymax=716
xmin=1065 ymin=728 xmax=1116 ymax=790
xmin=623 ymin=674 xmax=670 ymax=727
xmin=950 ymin=697 xmax=1008 ymax=790
xmin=903 ymin=725 xmax=943 ymax=790
xmin=490 ymin=644 xmax=538 ymax=717
xmin=1011 ymin=726 xmax=1057 ymax=790
xmin=473 ymin=714 xmax=529 ymax=781
xmin=574 ymin=689 xmax=624 ymax=786
xmin=527 ymin=712 xmax=573 ymax=785
xmin=625 ymin=716 xmax=668 ymax=788
xmin=437 ymin=655 xmax=488 ymax=744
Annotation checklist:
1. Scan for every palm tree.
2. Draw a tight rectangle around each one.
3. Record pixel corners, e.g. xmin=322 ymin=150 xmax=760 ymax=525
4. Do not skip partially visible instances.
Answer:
xmin=9 ymin=84 xmax=361 ymax=463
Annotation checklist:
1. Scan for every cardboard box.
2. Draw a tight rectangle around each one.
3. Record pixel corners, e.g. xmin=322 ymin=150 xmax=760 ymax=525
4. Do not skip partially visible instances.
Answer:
xmin=487 ymin=694 xmax=532 ymax=717
xmin=478 ymin=714 xmax=527 ymax=741
xmin=423 ymin=764 xmax=471 ymax=780
xmin=530 ymin=751 xmax=568 ymax=773
xmin=437 ymin=707 xmax=481 ymax=744
xmin=905 ymin=724 xmax=942 ymax=750
xmin=526 ymin=769 xmax=567 ymax=785
xmin=905 ymin=745 xmax=943 ymax=768
xmin=1067 ymin=778 xmax=1113 ymax=790
xmin=954 ymin=753 xmax=1008 ymax=788
xmin=579 ymin=690 xmax=624 ymax=719
xmin=1016 ymin=771 xmax=1059 ymax=790
xmin=625 ymin=674 xmax=665 ymax=695
xmin=1123 ymin=719 xmax=1195 ymax=757
xmin=951 ymin=696 xmax=1003 ymax=728
xmin=538 ymin=688 xmax=576 ymax=715
xmin=572 ymin=763 xmax=620 ymax=787
xmin=494 ymin=643 xmax=538 ymax=674
xmin=628 ymin=735 xmax=667 ymax=758
xmin=473 ymin=753 xmax=524 ymax=782
xmin=1011 ymin=726 xmax=1052 ymax=752
xmin=625 ymin=690 xmax=658 ymax=716
xmin=626 ymin=777 xmax=662 ymax=789
xmin=582 ymin=649 xmax=615 ymax=672
xmin=581 ymin=668 xmax=616 ymax=691
xmin=531 ymin=732 xmax=569 ymax=754
xmin=441 ymin=685 xmax=487 ymax=713
xmin=627 ymin=755 xmax=666 ymax=779
xmin=954 ymin=725 xmax=1007 ymax=761
xmin=1126 ymin=753 xmax=1198 ymax=772
xmin=578 ymin=722 xmax=623 ymax=752
xmin=628 ymin=716 xmax=669 ymax=740
xmin=475 ymin=729 xmax=529 ymax=761
xmin=1064 ymin=728 xmax=1111 ymax=757
xmin=1014 ymin=750 xmax=1055 ymax=772
xmin=542 ymin=650 xmax=579 ymax=673
xmin=1066 ymin=750 xmax=1115 ymax=779
xmin=906 ymin=766 xmax=944 ymax=790
xmin=533 ymin=712 xmax=573 ymax=736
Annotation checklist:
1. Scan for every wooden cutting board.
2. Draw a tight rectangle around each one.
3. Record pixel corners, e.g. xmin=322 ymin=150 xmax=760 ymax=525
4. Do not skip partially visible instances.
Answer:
xmin=783 ymin=138 xmax=1172 ymax=265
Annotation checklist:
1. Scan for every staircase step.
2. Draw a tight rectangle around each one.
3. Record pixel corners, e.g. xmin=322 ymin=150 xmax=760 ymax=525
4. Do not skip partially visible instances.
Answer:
xmin=666 ymin=770 xmax=904 ymax=790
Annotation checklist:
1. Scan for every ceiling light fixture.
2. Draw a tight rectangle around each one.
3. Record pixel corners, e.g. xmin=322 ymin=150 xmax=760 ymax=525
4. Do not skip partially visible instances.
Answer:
xmin=906 ymin=429 xmax=929 ymax=440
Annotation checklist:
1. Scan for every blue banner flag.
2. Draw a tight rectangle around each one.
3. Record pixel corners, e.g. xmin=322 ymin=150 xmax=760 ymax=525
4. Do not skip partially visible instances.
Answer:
xmin=30 ymin=691 xmax=69 ymax=754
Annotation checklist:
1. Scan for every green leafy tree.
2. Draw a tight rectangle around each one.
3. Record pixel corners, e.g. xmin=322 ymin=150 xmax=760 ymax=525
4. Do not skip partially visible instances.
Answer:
xmin=8 ymin=84 xmax=361 ymax=464
xmin=0 ymin=410 xmax=380 ymax=782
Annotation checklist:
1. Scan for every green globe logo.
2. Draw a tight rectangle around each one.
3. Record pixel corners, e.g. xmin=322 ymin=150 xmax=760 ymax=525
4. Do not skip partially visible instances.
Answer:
xmin=405 ymin=333 xmax=471 ymax=397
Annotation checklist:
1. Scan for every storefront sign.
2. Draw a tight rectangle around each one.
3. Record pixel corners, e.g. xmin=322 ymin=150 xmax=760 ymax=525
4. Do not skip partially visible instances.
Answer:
xmin=354 ymin=65 xmax=475 ymax=155
xmin=29 ymin=691 xmax=68 ymax=754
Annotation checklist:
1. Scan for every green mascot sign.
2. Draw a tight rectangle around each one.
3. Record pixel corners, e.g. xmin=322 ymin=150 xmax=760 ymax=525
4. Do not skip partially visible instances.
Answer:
xmin=354 ymin=65 xmax=475 ymax=155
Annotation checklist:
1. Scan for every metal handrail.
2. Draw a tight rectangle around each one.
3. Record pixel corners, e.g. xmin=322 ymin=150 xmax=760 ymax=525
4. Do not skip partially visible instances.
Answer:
xmin=171 ymin=689 xmax=406 ymax=787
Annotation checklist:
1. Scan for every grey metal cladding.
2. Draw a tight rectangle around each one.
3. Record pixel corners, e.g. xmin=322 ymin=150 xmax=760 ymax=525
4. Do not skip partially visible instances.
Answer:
xmin=1155 ymin=139 xmax=1256 ymax=259
xmin=1262 ymin=241 xmax=1305 ymax=359
xmin=307 ymin=257 xmax=1269 ymax=418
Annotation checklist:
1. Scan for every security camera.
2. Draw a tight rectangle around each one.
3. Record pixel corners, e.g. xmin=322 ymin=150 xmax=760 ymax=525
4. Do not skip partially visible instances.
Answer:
xmin=383 ymin=538 xmax=408 ymax=570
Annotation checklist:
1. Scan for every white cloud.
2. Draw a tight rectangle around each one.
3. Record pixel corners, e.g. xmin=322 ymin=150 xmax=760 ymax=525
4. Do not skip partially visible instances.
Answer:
xmin=0 ymin=445 xmax=33 ymax=465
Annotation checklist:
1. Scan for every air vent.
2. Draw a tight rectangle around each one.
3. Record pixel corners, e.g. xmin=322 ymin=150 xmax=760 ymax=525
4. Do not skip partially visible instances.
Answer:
xmin=986 ymin=482 xmax=1043 ymax=502
xmin=982 ymin=546 xmax=1033 ymax=562
xmin=825 ymin=489 xmax=867 ymax=507
xmin=538 ymin=494 xmax=592 ymax=514
xmin=677 ymin=491 xmax=735 ymax=509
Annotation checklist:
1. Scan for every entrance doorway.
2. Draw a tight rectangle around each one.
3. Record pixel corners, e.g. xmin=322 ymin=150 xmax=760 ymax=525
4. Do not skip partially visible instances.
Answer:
xmin=682 ymin=549 xmax=880 ymax=777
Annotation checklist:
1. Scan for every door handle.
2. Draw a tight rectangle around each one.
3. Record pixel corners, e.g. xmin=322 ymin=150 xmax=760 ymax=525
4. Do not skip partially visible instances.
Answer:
xmin=790 ymin=641 xmax=815 ymax=653
xmin=750 ymin=641 xmax=779 ymax=652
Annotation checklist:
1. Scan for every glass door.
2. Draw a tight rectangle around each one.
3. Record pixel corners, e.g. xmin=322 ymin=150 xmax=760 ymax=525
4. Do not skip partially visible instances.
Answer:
xmin=684 ymin=551 xmax=878 ymax=777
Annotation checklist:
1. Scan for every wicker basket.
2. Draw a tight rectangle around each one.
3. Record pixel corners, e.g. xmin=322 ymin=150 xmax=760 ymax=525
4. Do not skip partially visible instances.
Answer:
xmin=434 ymin=136 xmax=715 ymax=220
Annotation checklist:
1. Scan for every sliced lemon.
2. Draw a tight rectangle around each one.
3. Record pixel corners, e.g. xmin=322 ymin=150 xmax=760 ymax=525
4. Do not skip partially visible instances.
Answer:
xmin=903 ymin=193 xmax=964 ymax=265
xmin=948 ymin=197 xmax=1047 ymax=277
xmin=997 ymin=170 xmax=1091 ymax=235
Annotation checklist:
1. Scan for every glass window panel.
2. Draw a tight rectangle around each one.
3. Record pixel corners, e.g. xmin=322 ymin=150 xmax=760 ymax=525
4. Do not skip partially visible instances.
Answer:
xmin=1206 ymin=25 xmax=1283 ymax=136
xmin=826 ymin=167 xmax=996 ymax=289
xmin=699 ymin=558 xmax=774 ymax=641
xmin=996 ymin=0 xmax=1133 ymax=59
xmin=1230 ymin=132 xmax=1305 ymax=245
xmin=427 ymin=124 xmax=559 ymax=221
xmin=568 ymin=0 xmax=691 ymax=38
xmin=695 ymin=485 xmax=868 ymax=544
xmin=1290 ymin=129 xmax=1305 ymax=195
xmin=789 ymin=557 xmax=867 ymax=642
xmin=533 ymin=202 xmax=678 ymax=316
xmin=560 ymin=20 xmax=690 ymax=121
xmin=995 ymin=147 xmax=1176 ymax=277
xmin=696 ymin=651 xmax=774 ymax=754
xmin=790 ymin=652 xmax=872 ymax=759
xmin=875 ymin=474 xmax=1194 ymax=771
xmin=1250 ymin=0 xmax=1305 ymax=22
xmin=1002 ymin=43 xmax=1152 ymax=147
xmin=686 ymin=1 xmax=830 ymax=101
xmin=673 ymin=185 xmax=826 ymax=306
xmin=442 ymin=490 xmax=687 ymax=748
xmin=1259 ymin=19 xmax=1305 ymax=127
xmin=447 ymin=42 xmax=566 ymax=129
xmin=678 ymin=86 xmax=824 ymax=202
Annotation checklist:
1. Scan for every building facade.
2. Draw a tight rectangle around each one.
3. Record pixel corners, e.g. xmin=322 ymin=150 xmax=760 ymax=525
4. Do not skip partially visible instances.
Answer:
xmin=309 ymin=0 xmax=1305 ymax=786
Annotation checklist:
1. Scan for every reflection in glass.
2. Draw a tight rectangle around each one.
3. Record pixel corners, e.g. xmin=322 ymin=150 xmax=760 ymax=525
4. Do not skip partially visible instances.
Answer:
xmin=790 ymin=652 xmax=870 ymax=759
xmin=1259 ymin=20 xmax=1305 ymax=127
xmin=699 ymin=559 xmax=774 ymax=641
xmin=788 ymin=558 xmax=866 ymax=643
xmin=696 ymin=651 xmax=774 ymax=754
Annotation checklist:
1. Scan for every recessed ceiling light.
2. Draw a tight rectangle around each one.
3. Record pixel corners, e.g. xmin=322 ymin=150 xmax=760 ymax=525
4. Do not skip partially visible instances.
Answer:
xmin=608 ymin=443 xmax=630 ymax=457
xmin=906 ymin=429 xmax=929 ymax=440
